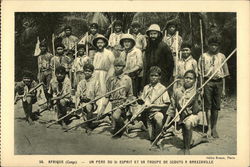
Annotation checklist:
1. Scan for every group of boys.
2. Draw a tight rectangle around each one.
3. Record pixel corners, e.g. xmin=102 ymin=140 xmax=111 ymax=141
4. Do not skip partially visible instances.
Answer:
xmin=15 ymin=20 xmax=230 ymax=154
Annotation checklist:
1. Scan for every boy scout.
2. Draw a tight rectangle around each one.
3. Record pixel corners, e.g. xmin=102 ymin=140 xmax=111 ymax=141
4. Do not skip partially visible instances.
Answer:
xmin=165 ymin=70 xmax=200 ymax=155
xmin=48 ymin=66 xmax=72 ymax=129
xmin=130 ymin=21 xmax=147 ymax=51
xmin=174 ymin=42 xmax=198 ymax=89
xmin=15 ymin=70 xmax=38 ymax=125
xmin=98 ymin=58 xmax=133 ymax=137
xmin=37 ymin=42 xmax=53 ymax=94
xmin=71 ymin=44 xmax=91 ymax=88
xmin=162 ymin=20 xmax=183 ymax=54
xmin=119 ymin=33 xmax=143 ymax=96
xmin=50 ymin=44 xmax=72 ymax=76
xmin=75 ymin=64 xmax=101 ymax=132
xmin=108 ymin=20 xmax=124 ymax=58
xmin=61 ymin=25 xmax=79 ymax=51
xmin=198 ymin=36 xmax=230 ymax=138
xmin=140 ymin=66 xmax=171 ymax=147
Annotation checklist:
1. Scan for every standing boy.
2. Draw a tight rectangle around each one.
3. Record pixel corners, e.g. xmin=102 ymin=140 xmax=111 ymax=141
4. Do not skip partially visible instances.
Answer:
xmin=61 ymin=25 xmax=79 ymax=51
xmin=98 ymin=58 xmax=134 ymax=137
xmin=37 ymin=42 xmax=53 ymax=94
xmin=108 ymin=20 xmax=124 ymax=58
xmin=71 ymin=44 xmax=91 ymax=88
xmin=130 ymin=21 xmax=147 ymax=51
xmin=48 ymin=66 xmax=72 ymax=129
xmin=140 ymin=66 xmax=171 ymax=148
xmin=162 ymin=20 xmax=183 ymax=54
xmin=119 ymin=33 xmax=143 ymax=96
xmin=15 ymin=70 xmax=38 ymax=125
xmin=50 ymin=44 xmax=72 ymax=77
xmin=165 ymin=70 xmax=200 ymax=155
xmin=198 ymin=36 xmax=229 ymax=138
xmin=174 ymin=42 xmax=198 ymax=89
xmin=75 ymin=64 xmax=101 ymax=132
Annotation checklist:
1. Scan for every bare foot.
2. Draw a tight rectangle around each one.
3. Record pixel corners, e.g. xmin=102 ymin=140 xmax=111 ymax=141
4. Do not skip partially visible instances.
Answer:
xmin=27 ymin=117 xmax=34 ymax=125
xmin=212 ymin=129 xmax=219 ymax=138
xmin=177 ymin=149 xmax=185 ymax=155
xmin=184 ymin=149 xmax=190 ymax=155
xmin=207 ymin=129 xmax=212 ymax=138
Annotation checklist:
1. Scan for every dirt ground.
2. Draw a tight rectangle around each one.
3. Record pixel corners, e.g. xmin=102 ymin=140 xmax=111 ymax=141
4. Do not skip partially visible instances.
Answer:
xmin=14 ymin=96 xmax=236 ymax=155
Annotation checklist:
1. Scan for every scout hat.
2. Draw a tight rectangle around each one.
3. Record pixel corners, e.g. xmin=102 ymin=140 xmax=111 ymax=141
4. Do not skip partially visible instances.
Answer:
xmin=114 ymin=58 xmax=126 ymax=66
xmin=90 ymin=23 xmax=99 ymax=29
xmin=92 ymin=34 xmax=108 ymax=48
xmin=119 ymin=34 xmax=136 ymax=48
xmin=64 ymin=25 xmax=72 ymax=31
xmin=146 ymin=24 xmax=162 ymax=37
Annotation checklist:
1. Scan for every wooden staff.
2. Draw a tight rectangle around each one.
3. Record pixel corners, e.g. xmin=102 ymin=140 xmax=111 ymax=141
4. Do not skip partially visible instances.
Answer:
xmin=112 ymin=79 xmax=180 ymax=137
xmin=86 ymin=31 xmax=89 ymax=57
xmin=175 ymin=31 xmax=179 ymax=76
xmin=199 ymin=19 xmax=205 ymax=134
xmin=46 ymin=86 xmax=126 ymax=128
xmin=52 ymin=33 xmax=56 ymax=77
xmin=64 ymin=97 xmax=139 ymax=132
xmin=150 ymin=48 xmax=237 ymax=148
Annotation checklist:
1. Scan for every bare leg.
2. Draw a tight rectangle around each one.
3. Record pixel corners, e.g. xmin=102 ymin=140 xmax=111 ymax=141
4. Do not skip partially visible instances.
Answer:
xmin=211 ymin=109 xmax=219 ymax=138
xmin=205 ymin=110 xmax=212 ymax=137
xmin=183 ymin=122 xmax=192 ymax=155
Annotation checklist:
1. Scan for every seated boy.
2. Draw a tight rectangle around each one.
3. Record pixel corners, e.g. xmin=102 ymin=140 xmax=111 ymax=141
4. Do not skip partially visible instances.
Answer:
xmin=48 ymin=66 xmax=72 ymax=129
xmin=139 ymin=66 xmax=171 ymax=148
xmin=98 ymin=58 xmax=134 ymax=137
xmin=75 ymin=64 xmax=101 ymax=133
xmin=165 ymin=70 xmax=200 ymax=155
xmin=15 ymin=70 xmax=38 ymax=125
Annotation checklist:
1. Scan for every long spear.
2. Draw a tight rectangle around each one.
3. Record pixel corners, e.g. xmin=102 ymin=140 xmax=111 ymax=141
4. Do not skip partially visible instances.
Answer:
xmin=112 ymin=79 xmax=180 ymax=137
xmin=199 ymin=19 xmax=205 ymax=134
xmin=52 ymin=33 xmax=56 ymax=77
xmin=150 ymin=48 xmax=237 ymax=148
xmin=47 ymin=86 xmax=126 ymax=128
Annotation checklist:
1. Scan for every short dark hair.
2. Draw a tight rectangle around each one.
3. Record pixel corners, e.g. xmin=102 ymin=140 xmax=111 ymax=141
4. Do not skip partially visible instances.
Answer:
xmin=184 ymin=70 xmax=197 ymax=80
xmin=56 ymin=43 xmax=65 ymax=49
xmin=64 ymin=25 xmax=72 ymax=31
xmin=114 ymin=20 xmax=123 ymax=27
xmin=208 ymin=35 xmax=221 ymax=45
xmin=55 ymin=66 xmax=66 ymax=74
xmin=149 ymin=66 xmax=161 ymax=76
xmin=83 ymin=63 xmax=94 ymax=72
xmin=181 ymin=42 xmax=192 ymax=49
xmin=22 ymin=70 xmax=33 ymax=79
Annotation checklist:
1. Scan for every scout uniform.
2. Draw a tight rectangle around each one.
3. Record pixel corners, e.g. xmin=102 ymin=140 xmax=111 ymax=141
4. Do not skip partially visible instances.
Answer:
xmin=50 ymin=54 xmax=72 ymax=76
xmin=71 ymin=45 xmax=91 ymax=88
xmin=61 ymin=26 xmax=79 ymax=50
xmin=15 ymin=71 xmax=38 ymax=124
xmin=104 ymin=58 xmax=134 ymax=137
xmin=119 ymin=34 xmax=143 ymax=96
xmin=141 ymin=80 xmax=170 ymax=142
xmin=48 ymin=67 xmax=72 ymax=126
xmin=75 ymin=64 xmax=101 ymax=130
xmin=198 ymin=49 xmax=229 ymax=111
xmin=38 ymin=49 xmax=53 ymax=89
xmin=108 ymin=20 xmax=124 ymax=58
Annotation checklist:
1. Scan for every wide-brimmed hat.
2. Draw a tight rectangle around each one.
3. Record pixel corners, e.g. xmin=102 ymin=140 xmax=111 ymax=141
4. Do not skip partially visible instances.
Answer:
xmin=119 ymin=34 xmax=136 ymax=48
xmin=146 ymin=24 xmax=162 ymax=37
xmin=92 ymin=34 xmax=108 ymax=48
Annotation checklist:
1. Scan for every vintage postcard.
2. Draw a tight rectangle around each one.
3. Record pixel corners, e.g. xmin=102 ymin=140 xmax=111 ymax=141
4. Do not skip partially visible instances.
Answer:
xmin=1 ymin=0 xmax=249 ymax=167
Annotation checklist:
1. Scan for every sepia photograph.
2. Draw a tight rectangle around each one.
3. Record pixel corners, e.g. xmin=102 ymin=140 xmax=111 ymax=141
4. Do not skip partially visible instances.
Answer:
xmin=14 ymin=11 xmax=237 ymax=155
xmin=1 ymin=1 xmax=249 ymax=167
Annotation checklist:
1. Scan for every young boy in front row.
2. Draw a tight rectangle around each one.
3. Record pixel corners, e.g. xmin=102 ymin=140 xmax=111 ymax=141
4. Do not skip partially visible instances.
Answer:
xmin=75 ymin=64 xmax=101 ymax=133
xmin=48 ymin=66 xmax=72 ymax=129
xmin=98 ymin=58 xmax=134 ymax=137
xmin=165 ymin=70 xmax=200 ymax=155
xmin=139 ymin=66 xmax=171 ymax=148
xmin=15 ymin=70 xmax=38 ymax=125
